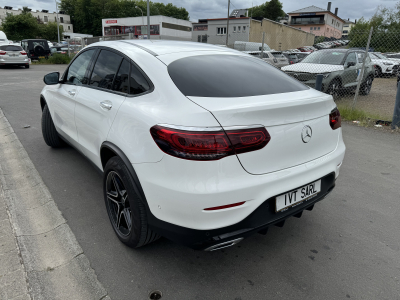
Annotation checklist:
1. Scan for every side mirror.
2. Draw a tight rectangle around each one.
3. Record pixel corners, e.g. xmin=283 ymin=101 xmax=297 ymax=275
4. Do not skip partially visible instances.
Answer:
xmin=346 ymin=62 xmax=356 ymax=68
xmin=43 ymin=72 xmax=60 ymax=85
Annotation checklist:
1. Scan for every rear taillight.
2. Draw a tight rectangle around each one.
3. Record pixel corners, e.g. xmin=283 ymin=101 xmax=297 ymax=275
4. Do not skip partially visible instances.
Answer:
xmin=329 ymin=108 xmax=341 ymax=130
xmin=0 ymin=51 xmax=6 ymax=55
xmin=290 ymin=61 xmax=293 ymax=64
xmin=20 ymin=51 xmax=27 ymax=55
xmin=150 ymin=125 xmax=270 ymax=161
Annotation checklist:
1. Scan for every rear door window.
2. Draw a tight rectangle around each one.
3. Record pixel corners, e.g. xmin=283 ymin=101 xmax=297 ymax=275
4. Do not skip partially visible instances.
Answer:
xmin=89 ymin=50 xmax=123 ymax=90
xmin=112 ymin=59 xmax=130 ymax=93
xmin=168 ymin=54 xmax=308 ymax=97
xmin=129 ymin=63 xmax=150 ymax=95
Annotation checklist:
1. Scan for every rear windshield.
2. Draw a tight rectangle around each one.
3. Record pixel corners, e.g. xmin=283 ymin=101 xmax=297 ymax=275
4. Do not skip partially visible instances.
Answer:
xmin=271 ymin=52 xmax=285 ymax=58
xmin=32 ymin=41 xmax=46 ymax=48
xmin=0 ymin=45 xmax=22 ymax=51
xmin=168 ymin=54 xmax=308 ymax=98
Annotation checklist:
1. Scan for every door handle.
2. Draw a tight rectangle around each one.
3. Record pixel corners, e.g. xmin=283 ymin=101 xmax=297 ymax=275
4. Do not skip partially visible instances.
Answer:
xmin=68 ymin=90 xmax=76 ymax=96
xmin=100 ymin=101 xmax=112 ymax=110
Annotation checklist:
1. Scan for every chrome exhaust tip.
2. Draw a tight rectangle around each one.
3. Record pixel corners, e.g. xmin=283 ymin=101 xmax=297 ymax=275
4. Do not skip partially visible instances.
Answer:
xmin=204 ymin=237 xmax=243 ymax=251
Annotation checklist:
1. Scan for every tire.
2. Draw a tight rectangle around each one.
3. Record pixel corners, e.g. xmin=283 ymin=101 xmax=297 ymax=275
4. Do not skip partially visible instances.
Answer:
xmin=327 ymin=79 xmax=341 ymax=100
xmin=25 ymin=65 xmax=29 ymax=69
xmin=360 ymin=76 xmax=373 ymax=96
xmin=41 ymin=105 xmax=65 ymax=148
xmin=375 ymin=66 xmax=382 ymax=78
xmin=103 ymin=156 xmax=160 ymax=248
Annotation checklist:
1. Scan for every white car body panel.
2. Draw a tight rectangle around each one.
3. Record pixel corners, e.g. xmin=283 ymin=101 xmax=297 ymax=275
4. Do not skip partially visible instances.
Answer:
xmin=282 ymin=63 xmax=344 ymax=73
xmin=75 ymin=87 xmax=127 ymax=169
xmin=40 ymin=40 xmax=346 ymax=233
xmin=135 ymin=130 xmax=345 ymax=229
xmin=370 ymin=58 xmax=397 ymax=74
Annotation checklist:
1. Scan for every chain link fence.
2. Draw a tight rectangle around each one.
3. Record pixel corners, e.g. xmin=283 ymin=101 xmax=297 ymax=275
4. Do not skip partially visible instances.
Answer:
xmin=80 ymin=25 xmax=400 ymax=123
xmin=193 ymin=27 xmax=399 ymax=122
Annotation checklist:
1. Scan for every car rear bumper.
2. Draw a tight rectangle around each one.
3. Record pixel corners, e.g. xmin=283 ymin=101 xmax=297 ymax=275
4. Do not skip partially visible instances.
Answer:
xmin=146 ymin=172 xmax=336 ymax=250
xmin=134 ymin=129 xmax=345 ymax=248
xmin=0 ymin=58 xmax=29 ymax=64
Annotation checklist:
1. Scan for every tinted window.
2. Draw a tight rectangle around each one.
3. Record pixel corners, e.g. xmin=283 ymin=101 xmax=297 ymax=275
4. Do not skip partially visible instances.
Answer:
xmin=301 ymin=51 xmax=345 ymax=65
xmin=129 ymin=63 xmax=150 ymax=95
xmin=112 ymin=59 xmax=130 ymax=93
xmin=344 ymin=52 xmax=356 ymax=64
xmin=271 ymin=52 xmax=285 ymax=58
xmin=168 ymin=55 xmax=308 ymax=98
xmin=90 ymin=50 xmax=123 ymax=90
xmin=66 ymin=49 xmax=96 ymax=85
xmin=0 ymin=45 xmax=23 ymax=51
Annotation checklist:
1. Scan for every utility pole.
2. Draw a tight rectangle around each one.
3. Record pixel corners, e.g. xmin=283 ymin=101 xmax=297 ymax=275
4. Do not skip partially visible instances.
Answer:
xmin=55 ymin=0 xmax=60 ymax=43
xmin=226 ymin=0 xmax=230 ymax=46
xmin=147 ymin=0 xmax=150 ymax=40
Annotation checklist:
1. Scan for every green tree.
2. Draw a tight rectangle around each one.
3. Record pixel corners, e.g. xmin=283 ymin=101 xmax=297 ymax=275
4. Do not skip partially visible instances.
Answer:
xmin=248 ymin=2 xmax=269 ymax=18
xmin=60 ymin=0 xmax=190 ymax=36
xmin=39 ymin=22 xmax=64 ymax=41
xmin=247 ymin=0 xmax=284 ymax=21
xmin=348 ymin=3 xmax=400 ymax=52
xmin=2 ymin=8 xmax=39 ymax=40
xmin=265 ymin=0 xmax=285 ymax=21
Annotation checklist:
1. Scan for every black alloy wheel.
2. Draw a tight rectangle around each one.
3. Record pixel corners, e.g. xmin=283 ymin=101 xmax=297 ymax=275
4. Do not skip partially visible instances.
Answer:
xmin=105 ymin=171 xmax=132 ymax=237
xmin=360 ymin=76 xmax=373 ymax=96
xmin=103 ymin=156 xmax=160 ymax=248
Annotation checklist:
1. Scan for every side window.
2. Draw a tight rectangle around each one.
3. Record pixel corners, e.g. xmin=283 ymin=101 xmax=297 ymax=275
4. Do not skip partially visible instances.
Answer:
xmin=112 ymin=59 xmax=130 ymax=93
xmin=66 ymin=49 xmax=96 ymax=85
xmin=89 ymin=50 xmax=123 ymax=90
xmin=129 ymin=63 xmax=150 ymax=95
xmin=357 ymin=52 xmax=365 ymax=63
xmin=344 ymin=52 xmax=356 ymax=65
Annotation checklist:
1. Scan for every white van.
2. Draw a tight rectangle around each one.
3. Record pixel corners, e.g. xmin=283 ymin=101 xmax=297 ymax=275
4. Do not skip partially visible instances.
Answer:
xmin=233 ymin=41 xmax=271 ymax=52
xmin=0 ymin=31 xmax=10 ymax=46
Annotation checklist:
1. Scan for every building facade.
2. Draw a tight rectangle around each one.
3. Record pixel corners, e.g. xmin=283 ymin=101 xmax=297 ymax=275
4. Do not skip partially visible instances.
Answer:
xmin=287 ymin=2 xmax=345 ymax=39
xmin=192 ymin=15 xmax=314 ymax=50
xmin=342 ymin=20 xmax=356 ymax=38
xmin=0 ymin=6 xmax=73 ymax=33
xmin=102 ymin=16 xmax=192 ymax=40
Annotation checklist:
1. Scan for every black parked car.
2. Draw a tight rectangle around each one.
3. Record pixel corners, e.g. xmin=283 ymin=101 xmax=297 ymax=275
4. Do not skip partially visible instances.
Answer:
xmin=21 ymin=39 xmax=51 ymax=60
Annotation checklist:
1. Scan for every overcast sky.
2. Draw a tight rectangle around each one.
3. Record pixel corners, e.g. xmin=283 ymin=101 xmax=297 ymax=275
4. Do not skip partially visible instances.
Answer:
xmin=2 ymin=0 xmax=398 ymax=23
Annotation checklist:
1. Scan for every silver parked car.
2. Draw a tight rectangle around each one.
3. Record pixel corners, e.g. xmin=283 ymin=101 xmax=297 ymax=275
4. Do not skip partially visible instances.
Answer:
xmin=245 ymin=50 xmax=289 ymax=68
xmin=0 ymin=44 xmax=30 ymax=68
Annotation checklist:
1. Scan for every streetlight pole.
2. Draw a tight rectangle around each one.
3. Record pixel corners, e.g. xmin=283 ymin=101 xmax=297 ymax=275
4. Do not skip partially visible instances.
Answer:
xmin=146 ymin=0 xmax=150 ymax=40
xmin=55 ymin=0 xmax=60 ymax=43
xmin=135 ymin=6 xmax=144 ymax=37
xmin=226 ymin=0 xmax=230 ymax=46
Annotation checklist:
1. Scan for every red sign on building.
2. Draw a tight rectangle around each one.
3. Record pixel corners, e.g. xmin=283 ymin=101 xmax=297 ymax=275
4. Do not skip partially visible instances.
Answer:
xmin=106 ymin=20 xmax=117 ymax=24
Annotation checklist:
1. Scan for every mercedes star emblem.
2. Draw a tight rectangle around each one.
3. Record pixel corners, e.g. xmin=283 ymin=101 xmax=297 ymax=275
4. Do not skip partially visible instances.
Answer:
xmin=301 ymin=125 xmax=312 ymax=143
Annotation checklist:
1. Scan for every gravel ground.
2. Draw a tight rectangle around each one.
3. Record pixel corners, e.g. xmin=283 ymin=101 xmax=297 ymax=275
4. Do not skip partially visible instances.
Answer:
xmin=336 ymin=77 xmax=397 ymax=119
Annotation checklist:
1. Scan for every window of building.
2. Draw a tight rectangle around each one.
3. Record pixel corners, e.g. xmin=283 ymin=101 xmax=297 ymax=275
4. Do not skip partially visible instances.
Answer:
xmin=68 ymin=26 xmax=70 ymax=30
xmin=314 ymin=27 xmax=316 ymax=30
xmin=60 ymin=17 xmax=63 ymax=23
xmin=217 ymin=27 xmax=226 ymax=35
xmin=238 ymin=26 xmax=241 ymax=32
xmin=310 ymin=27 xmax=313 ymax=30
xmin=332 ymin=19 xmax=334 ymax=24
xmin=343 ymin=30 xmax=348 ymax=34
xmin=55 ymin=16 xmax=57 ymax=22
xmin=44 ymin=16 xmax=48 ymax=22
xmin=243 ymin=26 xmax=246 ymax=32
xmin=318 ymin=27 xmax=320 ymax=30
xmin=233 ymin=26 xmax=236 ymax=32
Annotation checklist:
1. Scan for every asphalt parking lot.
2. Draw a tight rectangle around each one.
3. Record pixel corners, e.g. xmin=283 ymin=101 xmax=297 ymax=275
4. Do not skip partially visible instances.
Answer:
xmin=1 ymin=65 xmax=399 ymax=300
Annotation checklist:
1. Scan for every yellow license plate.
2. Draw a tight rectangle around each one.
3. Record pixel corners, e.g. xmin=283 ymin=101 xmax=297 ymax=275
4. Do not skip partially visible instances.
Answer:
xmin=39 ymin=56 xmax=45 ymax=59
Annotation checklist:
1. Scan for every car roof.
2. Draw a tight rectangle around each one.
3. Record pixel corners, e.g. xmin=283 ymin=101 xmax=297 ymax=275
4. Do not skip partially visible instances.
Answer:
xmin=21 ymin=39 xmax=47 ymax=41
xmin=93 ymin=40 xmax=239 ymax=56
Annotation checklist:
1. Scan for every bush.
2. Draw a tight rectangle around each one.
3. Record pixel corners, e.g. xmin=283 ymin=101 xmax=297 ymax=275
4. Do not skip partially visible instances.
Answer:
xmin=33 ymin=54 xmax=71 ymax=64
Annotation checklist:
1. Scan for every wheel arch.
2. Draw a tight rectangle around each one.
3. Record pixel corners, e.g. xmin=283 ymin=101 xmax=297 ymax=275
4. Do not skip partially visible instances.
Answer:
xmin=40 ymin=95 xmax=46 ymax=111
xmin=100 ymin=142 xmax=148 ymax=206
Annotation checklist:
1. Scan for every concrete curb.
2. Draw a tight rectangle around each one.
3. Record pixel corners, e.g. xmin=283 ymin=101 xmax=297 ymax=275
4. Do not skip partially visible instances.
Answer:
xmin=0 ymin=108 xmax=110 ymax=300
